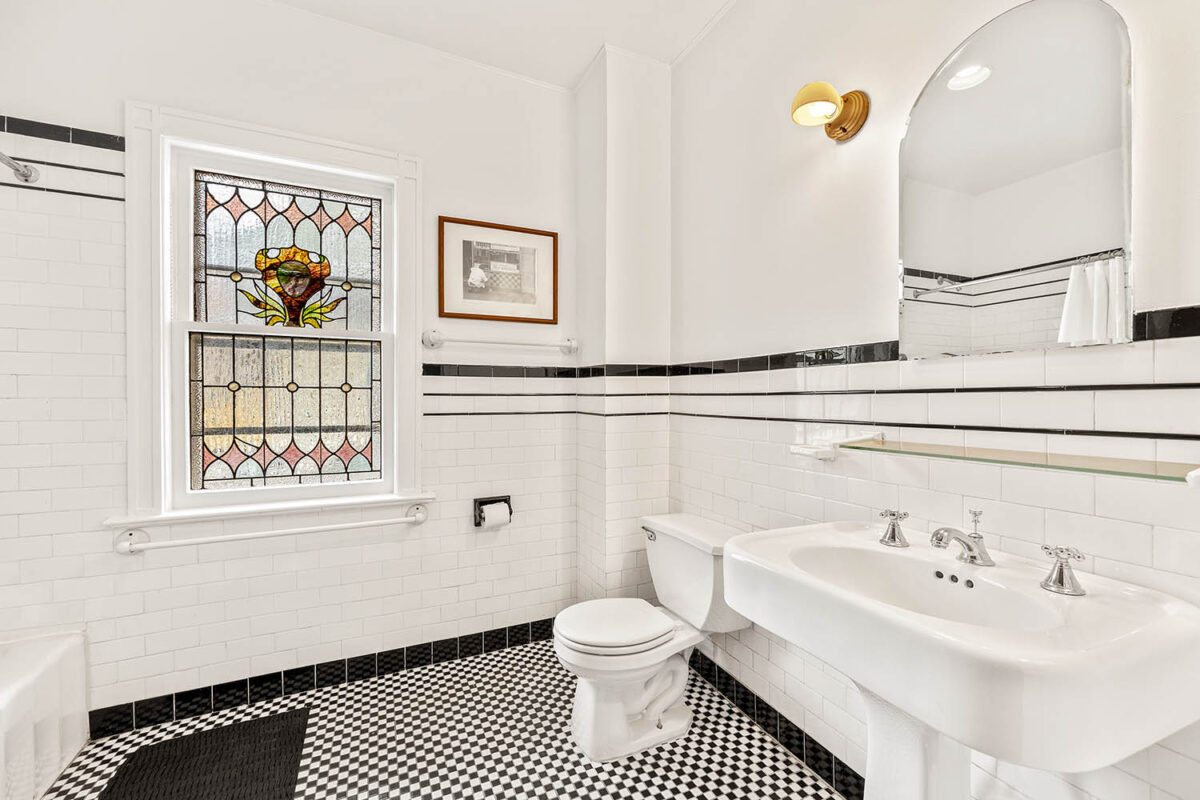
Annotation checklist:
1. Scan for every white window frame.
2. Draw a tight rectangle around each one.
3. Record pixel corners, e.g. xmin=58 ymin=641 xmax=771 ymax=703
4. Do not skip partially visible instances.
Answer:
xmin=111 ymin=103 xmax=428 ymax=527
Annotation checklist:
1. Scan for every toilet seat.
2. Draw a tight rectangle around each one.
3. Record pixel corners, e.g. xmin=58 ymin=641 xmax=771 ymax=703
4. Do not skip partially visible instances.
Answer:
xmin=554 ymin=598 xmax=676 ymax=652
xmin=557 ymin=628 xmax=677 ymax=656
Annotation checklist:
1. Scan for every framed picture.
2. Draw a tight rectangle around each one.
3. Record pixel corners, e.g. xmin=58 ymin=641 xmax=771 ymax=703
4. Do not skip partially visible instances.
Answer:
xmin=438 ymin=216 xmax=558 ymax=324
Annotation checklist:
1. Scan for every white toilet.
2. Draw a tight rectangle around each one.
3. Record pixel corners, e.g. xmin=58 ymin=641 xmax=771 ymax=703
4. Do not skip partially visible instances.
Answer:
xmin=553 ymin=513 xmax=750 ymax=761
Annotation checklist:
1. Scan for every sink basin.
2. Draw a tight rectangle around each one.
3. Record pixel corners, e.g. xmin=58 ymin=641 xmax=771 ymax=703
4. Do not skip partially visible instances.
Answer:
xmin=724 ymin=522 xmax=1200 ymax=798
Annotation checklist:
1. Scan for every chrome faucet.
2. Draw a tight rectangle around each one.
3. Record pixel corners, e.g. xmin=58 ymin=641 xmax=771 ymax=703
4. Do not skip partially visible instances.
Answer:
xmin=879 ymin=509 xmax=909 ymax=548
xmin=930 ymin=510 xmax=995 ymax=566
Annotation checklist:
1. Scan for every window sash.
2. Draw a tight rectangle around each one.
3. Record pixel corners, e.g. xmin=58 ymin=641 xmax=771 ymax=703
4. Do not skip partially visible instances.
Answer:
xmin=166 ymin=147 xmax=401 ymax=511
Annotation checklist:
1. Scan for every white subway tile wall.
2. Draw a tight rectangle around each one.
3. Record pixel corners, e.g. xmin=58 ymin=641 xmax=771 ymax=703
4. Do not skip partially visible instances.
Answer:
xmin=1 ymin=134 xmax=576 ymax=713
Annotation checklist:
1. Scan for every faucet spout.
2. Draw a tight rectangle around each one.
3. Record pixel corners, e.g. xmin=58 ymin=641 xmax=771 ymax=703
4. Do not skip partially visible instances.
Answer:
xmin=930 ymin=527 xmax=995 ymax=566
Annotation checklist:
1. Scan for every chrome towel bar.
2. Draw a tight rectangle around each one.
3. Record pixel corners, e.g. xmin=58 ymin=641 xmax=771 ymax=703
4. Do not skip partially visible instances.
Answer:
xmin=422 ymin=329 xmax=578 ymax=354
xmin=113 ymin=504 xmax=428 ymax=554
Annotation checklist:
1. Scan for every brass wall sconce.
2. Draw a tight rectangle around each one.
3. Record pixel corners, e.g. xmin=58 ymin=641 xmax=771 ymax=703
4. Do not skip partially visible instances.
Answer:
xmin=791 ymin=81 xmax=870 ymax=142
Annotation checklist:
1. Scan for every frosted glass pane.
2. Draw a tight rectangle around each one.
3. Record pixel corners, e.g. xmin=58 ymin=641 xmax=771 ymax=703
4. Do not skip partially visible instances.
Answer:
xmin=188 ymin=333 xmax=381 ymax=490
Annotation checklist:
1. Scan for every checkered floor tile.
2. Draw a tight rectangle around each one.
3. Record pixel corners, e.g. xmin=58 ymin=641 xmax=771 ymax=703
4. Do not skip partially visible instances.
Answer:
xmin=46 ymin=641 xmax=842 ymax=799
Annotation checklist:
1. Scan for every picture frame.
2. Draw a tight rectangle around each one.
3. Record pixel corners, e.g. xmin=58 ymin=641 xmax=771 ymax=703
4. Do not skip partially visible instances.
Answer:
xmin=438 ymin=216 xmax=558 ymax=324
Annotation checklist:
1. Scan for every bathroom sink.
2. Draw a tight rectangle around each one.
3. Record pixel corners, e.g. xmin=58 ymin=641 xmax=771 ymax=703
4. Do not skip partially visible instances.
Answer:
xmin=724 ymin=522 xmax=1200 ymax=798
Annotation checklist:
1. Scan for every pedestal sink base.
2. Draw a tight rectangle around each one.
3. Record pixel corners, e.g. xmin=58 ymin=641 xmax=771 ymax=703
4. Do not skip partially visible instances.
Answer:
xmin=860 ymin=688 xmax=970 ymax=800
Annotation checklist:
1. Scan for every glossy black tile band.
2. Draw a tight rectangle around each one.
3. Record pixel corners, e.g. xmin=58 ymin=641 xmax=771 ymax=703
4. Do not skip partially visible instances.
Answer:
xmin=5 ymin=157 xmax=124 ymax=177
xmin=670 ymin=411 xmax=1200 ymax=441
xmin=422 ymin=340 xmax=900 ymax=379
xmin=88 ymin=617 xmax=556 ymax=739
xmin=688 ymin=650 xmax=865 ymax=800
xmin=1134 ymin=306 xmax=1200 ymax=341
xmin=2 ymin=115 xmax=126 ymax=151
xmin=0 ymin=181 xmax=124 ymax=203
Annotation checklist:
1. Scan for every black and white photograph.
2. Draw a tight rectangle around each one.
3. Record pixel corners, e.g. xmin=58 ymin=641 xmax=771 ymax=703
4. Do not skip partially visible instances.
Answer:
xmin=439 ymin=216 xmax=558 ymax=324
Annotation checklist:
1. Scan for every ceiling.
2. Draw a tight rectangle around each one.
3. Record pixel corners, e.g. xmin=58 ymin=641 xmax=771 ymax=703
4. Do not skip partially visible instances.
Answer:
xmin=271 ymin=0 xmax=733 ymax=87
xmin=902 ymin=0 xmax=1127 ymax=195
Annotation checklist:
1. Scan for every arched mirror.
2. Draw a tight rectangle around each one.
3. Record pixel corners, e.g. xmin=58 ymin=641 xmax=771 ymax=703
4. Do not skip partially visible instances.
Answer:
xmin=898 ymin=0 xmax=1131 ymax=359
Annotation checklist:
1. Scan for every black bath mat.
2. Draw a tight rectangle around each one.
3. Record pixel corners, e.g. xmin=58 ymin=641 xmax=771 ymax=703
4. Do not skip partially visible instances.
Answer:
xmin=98 ymin=707 xmax=310 ymax=800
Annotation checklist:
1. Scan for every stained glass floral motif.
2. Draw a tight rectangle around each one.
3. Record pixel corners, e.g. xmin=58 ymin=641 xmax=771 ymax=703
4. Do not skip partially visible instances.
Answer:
xmin=189 ymin=333 xmax=381 ymax=489
xmin=194 ymin=171 xmax=381 ymax=332
xmin=240 ymin=246 xmax=345 ymax=328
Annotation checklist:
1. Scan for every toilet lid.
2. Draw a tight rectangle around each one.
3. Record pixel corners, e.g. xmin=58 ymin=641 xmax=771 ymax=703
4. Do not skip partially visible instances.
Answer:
xmin=554 ymin=598 xmax=676 ymax=649
xmin=556 ymin=628 xmax=677 ymax=657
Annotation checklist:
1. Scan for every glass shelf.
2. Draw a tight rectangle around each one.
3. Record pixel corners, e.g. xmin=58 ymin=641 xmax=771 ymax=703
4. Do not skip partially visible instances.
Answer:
xmin=842 ymin=439 xmax=1197 ymax=483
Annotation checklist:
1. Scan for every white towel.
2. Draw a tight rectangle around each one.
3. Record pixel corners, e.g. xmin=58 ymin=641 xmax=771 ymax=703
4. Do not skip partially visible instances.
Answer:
xmin=1057 ymin=256 xmax=1127 ymax=347
xmin=1106 ymin=257 xmax=1128 ymax=341
xmin=1088 ymin=262 xmax=1110 ymax=344
xmin=1058 ymin=263 xmax=1092 ymax=345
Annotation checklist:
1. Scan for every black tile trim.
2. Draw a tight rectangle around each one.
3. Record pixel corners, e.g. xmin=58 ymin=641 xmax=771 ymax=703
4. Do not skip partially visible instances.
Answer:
xmin=671 ymin=411 xmax=1200 ymax=442
xmin=908 ymin=290 xmax=1067 ymax=310
xmin=1134 ymin=306 xmax=1200 ymax=341
xmin=3 ymin=115 xmax=126 ymax=151
xmin=420 ymin=341 xmax=900 ymax=380
xmin=0 ymin=180 xmax=124 ymax=202
xmin=89 ymin=615 xmax=559 ymax=739
xmin=4 ymin=157 xmax=124 ymax=178
xmin=688 ymin=650 xmax=864 ymax=799
xmin=425 ymin=381 xmax=1200 ymax=400
xmin=421 ymin=306 xmax=1200 ymax=385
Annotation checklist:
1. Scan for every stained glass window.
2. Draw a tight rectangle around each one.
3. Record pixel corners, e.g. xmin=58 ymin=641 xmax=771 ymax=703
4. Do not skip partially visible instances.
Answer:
xmin=188 ymin=333 xmax=381 ymax=490
xmin=193 ymin=171 xmax=381 ymax=331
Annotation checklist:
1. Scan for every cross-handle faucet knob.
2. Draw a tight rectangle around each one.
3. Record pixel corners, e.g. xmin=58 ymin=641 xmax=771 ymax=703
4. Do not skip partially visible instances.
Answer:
xmin=879 ymin=509 xmax=909 ymax=548
xmin=1040 ymin=544 xmax=1086 ymax=596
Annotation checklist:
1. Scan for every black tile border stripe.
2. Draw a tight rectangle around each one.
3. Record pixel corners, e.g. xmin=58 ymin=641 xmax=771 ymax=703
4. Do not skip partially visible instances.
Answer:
xmin=1135 ymin=306 xmax=1200 ymax=341
xmin=88 ymin=617 xmax=555 ymax=740
xmin=0 ymin=181 xmax=124 ymax=203
xmin=7 ymin=156 xmax=124 ymax=177
xmin=669 ymin=411 xmax=1200 ymax=442
xmin=424 ymin=382 xmax=1200 ymax=398
xmin=420 ymin=307 xmax=1200 ymax=384
xmin=2 ymin=115 xmax=126 ymax=151
xmin=420 ymin=340 xmax=900 ymax=379
xmin=688 ymin=649 xmax=865 ymax=800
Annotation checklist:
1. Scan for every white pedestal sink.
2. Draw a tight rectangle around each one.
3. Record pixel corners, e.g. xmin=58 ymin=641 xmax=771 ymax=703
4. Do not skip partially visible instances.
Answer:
xmin=723 ymin=522 xmax=1200 ymax=800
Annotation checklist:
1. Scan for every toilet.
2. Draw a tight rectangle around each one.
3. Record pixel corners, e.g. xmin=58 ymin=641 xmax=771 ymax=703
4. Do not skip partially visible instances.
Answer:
xmin=553 ymin=513 xmax=750 ymax=762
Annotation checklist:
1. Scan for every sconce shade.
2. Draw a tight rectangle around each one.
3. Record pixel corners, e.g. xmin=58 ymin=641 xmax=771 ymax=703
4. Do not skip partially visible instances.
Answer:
xmin=791 ymin=81 xmax=871 ymax=142
xmin=791 ymin=81 xmax=844 ymax=126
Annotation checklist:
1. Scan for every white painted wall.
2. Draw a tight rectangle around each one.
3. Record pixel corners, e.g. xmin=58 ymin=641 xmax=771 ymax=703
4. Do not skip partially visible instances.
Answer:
xmin=969 ymin=148 xmax=1124 ymax=275
xmin=671 ymin=0 xmax=1200 ymax=362
xmin=574 ymin=52 xmax=609 ymax=366
xmin=603 ymin=48 xmax=672 ymax=365
xmin=573 ymin=46 xmax=672 ymax=365
xmin=901 ymin=179 xmax=973 ymax=276
xmin=3 ymin=0 xmax=577 ymax=367
xmin=904 ymin=149 xmax=1124 ymax=278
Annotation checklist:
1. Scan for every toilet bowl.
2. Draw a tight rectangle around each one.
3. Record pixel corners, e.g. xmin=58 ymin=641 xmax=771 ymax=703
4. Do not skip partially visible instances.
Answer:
xmin=554 ymin=514 xmax=750 ymax=762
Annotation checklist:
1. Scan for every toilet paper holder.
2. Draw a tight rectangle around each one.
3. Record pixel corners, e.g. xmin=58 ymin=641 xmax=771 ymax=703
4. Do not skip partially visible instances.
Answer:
xmin=474 ymin=495 xmax=513 ymax=527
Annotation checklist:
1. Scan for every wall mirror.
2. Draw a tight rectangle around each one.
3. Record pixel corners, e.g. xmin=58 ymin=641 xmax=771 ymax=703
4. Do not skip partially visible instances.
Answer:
xmin=898 ymin=0 xmax=1131 ymax=359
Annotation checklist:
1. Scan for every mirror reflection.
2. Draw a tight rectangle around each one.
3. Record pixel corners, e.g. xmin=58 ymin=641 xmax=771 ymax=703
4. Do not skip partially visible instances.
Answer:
xmin=899 ymin=0 xmax=1131 ymax=359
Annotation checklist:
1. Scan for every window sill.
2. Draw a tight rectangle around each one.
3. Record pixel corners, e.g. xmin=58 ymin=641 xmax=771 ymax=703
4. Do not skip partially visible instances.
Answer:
xmin=104 ymin=491 xmax=437 ymax=530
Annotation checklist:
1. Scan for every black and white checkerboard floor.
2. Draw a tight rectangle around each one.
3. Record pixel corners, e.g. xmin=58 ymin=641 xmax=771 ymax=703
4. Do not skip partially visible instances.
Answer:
xmin=47 ymin=641 xmax=842 ymax=799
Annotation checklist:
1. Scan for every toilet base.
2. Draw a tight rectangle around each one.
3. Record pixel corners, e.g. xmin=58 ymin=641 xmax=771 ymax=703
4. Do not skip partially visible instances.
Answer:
xmin=571 ymin=696 xmax=693 ymax=763
xmin=577 ymin=703 xmax=694 ymax=763
xmin=562 ymin=650 xmax=696 ymax=762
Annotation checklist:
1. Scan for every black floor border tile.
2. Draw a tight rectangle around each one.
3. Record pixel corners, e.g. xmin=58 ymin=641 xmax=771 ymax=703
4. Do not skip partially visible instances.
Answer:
xmin=87 ymin=616 xmax=556 ymax=739
xmin=689 ymin=650 xmax=865 ymax=796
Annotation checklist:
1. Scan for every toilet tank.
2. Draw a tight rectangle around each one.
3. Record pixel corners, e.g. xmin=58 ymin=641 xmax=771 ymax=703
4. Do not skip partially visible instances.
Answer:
xmin=641 ymin=514 xmax=750 ymax=633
